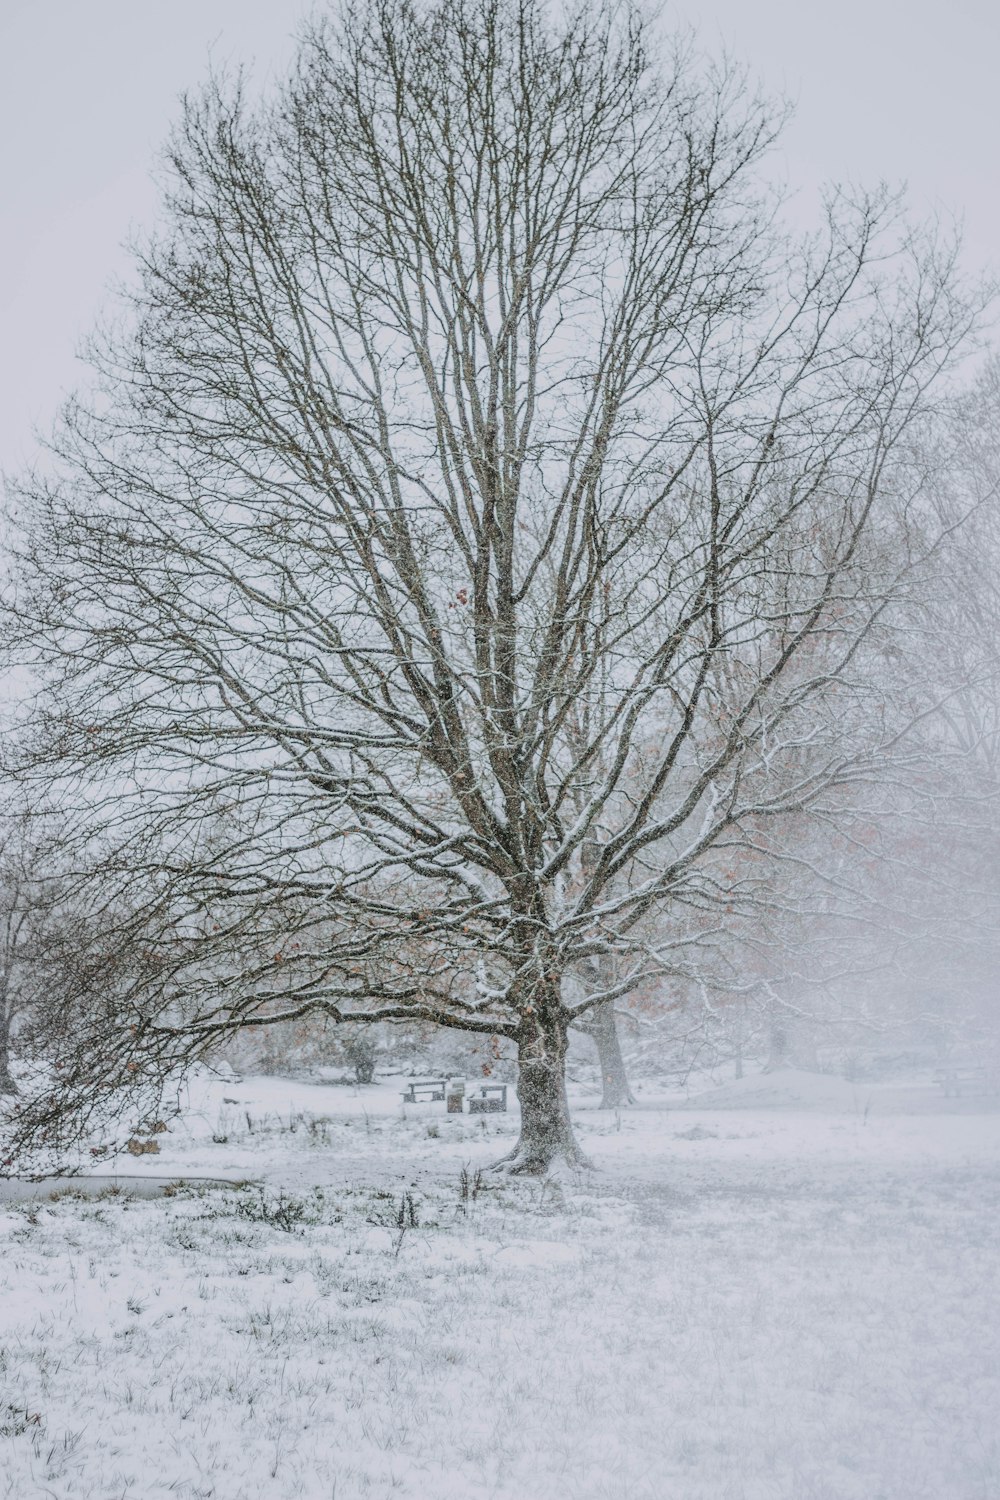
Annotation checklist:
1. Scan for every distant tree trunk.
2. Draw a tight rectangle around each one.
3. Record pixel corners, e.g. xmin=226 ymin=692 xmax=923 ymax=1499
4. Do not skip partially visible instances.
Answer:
xmin=344 ymin=1033 xmax=376 ymax=1085
xmin=591 ymin=1000 xmax=635 ymax=1108
xmin=765 ymin=1020 xmax=788 ymax=1072
xmin=765 ymin=1011 xmax=816 ymax=1071
xmin=493 ymin=983 xmax=591 ymax=1174
xmin=575 ymin=950 xmax=634 ymax=1108
xmin=0 ymin=1008 xmax=17 ymax=1095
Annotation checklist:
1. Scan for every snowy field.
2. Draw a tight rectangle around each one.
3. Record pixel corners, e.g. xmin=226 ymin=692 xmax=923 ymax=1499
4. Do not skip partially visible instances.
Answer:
xmin=2 ymin=1069 xmax=999 ymax=1500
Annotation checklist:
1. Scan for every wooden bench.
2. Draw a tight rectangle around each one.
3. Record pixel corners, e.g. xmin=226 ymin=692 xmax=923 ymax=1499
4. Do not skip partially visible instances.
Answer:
xmin=401 ymin=1078 xmax=447 ymax=1103
xmin=467 ymin=1083 xmax=508 ymax=1114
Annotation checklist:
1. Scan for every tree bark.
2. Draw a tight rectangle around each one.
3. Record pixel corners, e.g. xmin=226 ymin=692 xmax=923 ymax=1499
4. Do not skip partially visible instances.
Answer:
xmin=492 ymin=991 xmax=592 ymax=1174
xmin=591 ymin=1000 xmax=635 ymax=1108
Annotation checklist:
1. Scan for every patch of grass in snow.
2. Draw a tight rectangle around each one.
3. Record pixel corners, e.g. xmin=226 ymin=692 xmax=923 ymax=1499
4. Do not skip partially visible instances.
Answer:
xmin=1 ymin=1404 xmax=42 ymax=1438
xmin=231 ymin=1186 xmax=320 ymax=1233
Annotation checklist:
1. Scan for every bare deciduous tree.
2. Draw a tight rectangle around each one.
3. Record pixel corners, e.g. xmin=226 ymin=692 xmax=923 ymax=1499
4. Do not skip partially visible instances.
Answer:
xmin=0 ymin=814 xmax=130 ymax=1106
xmin=4 ymin=0 xmax=978 ymax=1170
xmin=0 ymin=816 xmax=90 ymax=1098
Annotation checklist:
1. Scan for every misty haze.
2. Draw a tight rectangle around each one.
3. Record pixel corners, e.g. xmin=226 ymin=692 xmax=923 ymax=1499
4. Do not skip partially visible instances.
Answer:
xmin=1 ymin=3 xmax=998 ymax=1498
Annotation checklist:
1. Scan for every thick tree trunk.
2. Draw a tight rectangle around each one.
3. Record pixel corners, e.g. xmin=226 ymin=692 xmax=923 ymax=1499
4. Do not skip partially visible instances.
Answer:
xmin=591 ymin=999 xmax=635 ymax=1109
xmin=492 ymin=995 xmax=592 ymax=1174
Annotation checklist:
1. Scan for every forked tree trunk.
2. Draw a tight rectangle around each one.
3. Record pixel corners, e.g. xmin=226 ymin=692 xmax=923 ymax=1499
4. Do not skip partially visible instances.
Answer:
xmin=492 ymin=988 xmax=592 ymax=1174
xmin=591 ymin=1000 xmax=635 ymax=1109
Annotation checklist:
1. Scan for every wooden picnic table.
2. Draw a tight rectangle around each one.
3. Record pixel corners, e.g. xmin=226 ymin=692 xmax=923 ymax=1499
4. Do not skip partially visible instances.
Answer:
xmin=401 ymin=1078 xmax=447 ymax=1103
xmin=467 ymin=1083 xmax=508 ymax=1114
xmin=933 ymin=1064 xmax=997 ymax=1097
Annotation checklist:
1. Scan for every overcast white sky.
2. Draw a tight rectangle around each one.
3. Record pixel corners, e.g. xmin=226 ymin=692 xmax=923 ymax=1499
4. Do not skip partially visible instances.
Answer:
xmin=1 ymin=0 xmax=997 ymax=473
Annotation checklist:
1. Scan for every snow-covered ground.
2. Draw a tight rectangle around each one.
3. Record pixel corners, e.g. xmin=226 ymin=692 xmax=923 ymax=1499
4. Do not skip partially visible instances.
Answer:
xmin=2 ymin=1068 xmax=998 ymax=1499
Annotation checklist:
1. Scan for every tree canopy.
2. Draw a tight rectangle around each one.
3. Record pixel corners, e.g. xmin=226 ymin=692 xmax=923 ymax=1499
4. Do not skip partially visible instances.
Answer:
xmin=3 ymin=0 xmax=980 ymax=1170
